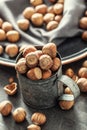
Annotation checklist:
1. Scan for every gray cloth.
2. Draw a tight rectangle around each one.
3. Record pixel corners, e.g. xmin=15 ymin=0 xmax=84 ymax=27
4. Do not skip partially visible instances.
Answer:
xmin=0 ymin=0 xmax=86 ymax=46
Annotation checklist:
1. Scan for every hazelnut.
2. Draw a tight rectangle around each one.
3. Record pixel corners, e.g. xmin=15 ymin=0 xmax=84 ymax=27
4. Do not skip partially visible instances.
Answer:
xmin=27 ymin=124 xmax=41 ymax=130
xmin=15 ymin=59 xmax=28 ymax=74
xmin=58 ymin=0 xmax=64 ymax=4
xmin=0 ymin=45 xmax=4 ymax=55
xmin=79 ymin=17 xmax=87 ymax=29
xmin=4 ymin=82 xmax=17 ymax=95
xmin=19 ymin=45 xmax=28 ymax=52
xmin=31 ymin=13 xmax=43 ymax=26
xmin=0 ymin=29 xmax=6 ymax=41
xmin=47 ymin=6 xmax=54 ymax=13
xmin=6 ymin=30 xmax=20 ymax=42
xmin=23 ymin=45 xmax=37 ymax=57
xmin=78 ymin=67 xmax=87 ymax=78
xmin=5 ymin=44 xmax=19 ymax=57
xmin=42 ymin=69 xmax=52 ymax=79
xmin=77 ymin=78 xmax=87 ymax=92
xmin=0 ymin=100 xmax=12 ymax=116
xmin=26 ymin=52 xmax=38 ymax=68
xmin=54 ymin=15 xmax=62 ymax=22
xmin=17 ymin=19 xmax=30 ymax=31
xmin=42 ymin=42 xmax=57 ymax=58
xmin=81 ymin=31 xmax=87 ymax=41
xmin=30 ymin=0 xmax=43 ymax=6
xmin=43 ymin=13 xmax=55 ymax=24
xmin=12 ymin=107 xmax=26 ymax=123
xmin=0 ymin=18 xmax=3 ymax=28
xmin=82 ymin=60 xmax=87 ymax=68
xmin=39 ymin=54 xmax=53 ymax=70
xmin=23 ymin=7 xmax=35 ymax=20
xmin=31 ymin=112 xmax=46 ymax=125
xmin=59 ymin=94 xmax=74 ymax=110
xmin=35 ymin=4 xmax=47 ymax=15
xmin=27 ymin=67 xmax=42 ymax=80
xmin=35 ymin=50 xmax=43 ymax=58
xmin=85 ymin=10 xmax=87 ymax=16
xmin=65 ymin=68 xmax=74 ymax=78
xmin=2 ymin=21 xmax=13 ymax=32
xmin=72 ymin=74 xmax=79 ymax=83
xmin=46 ymin=20 xmax=58 ymax=31
xmin=64 ymin=87 xmax=73 ymax=94
xmin=53 ymin=3 xmax=63 ymax=15
xmin=8 ymin=77 xmax=14 ymax=83
xmin=51 ymin=57 xmax=61 ymax=71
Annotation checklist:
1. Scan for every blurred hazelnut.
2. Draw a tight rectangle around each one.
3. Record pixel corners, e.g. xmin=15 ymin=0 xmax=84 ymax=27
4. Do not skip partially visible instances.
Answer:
xmin=30 ymin=0 xmax=43 ymax=6
xmin=54 ymin=15 xmax=62 ymax=22
xmin=17 ymin=19 xmax=30 ymax=31
xmin=23 ymin=7 xmax=35 ymax=20
xmin=58 ymin=0 xmax=64 ymax=4
xmin=0 ymin=18 xmax=3 ymax=28
xmin=81 ymin=31 xmax=87 ymax=41
xmin=42 ymin=42 xmax=57 ymax=58
xmin=35 ymin=50 xmax=43 ymax=58
xmin=53 ymin=3 xmax=63 ymax=15
xmin=31 ymin=13 xmax=43 ymax=26
xmin=43 ymin=13 xmax=55 ymax=24
xmin=42 ymin=69 xmax=52 ymax=79
xmin=51 ymin=57 xmax=61 ymax=71
xmin=39 ymin=54 xmax=53 ymax=70
xmin=0 ymin=100 xmax=12 ymax=116
xmin=46 ymin=20 xmax=58 ymax=31
xmin=5 ymin=44 xmax=19 ymax=57
xmin=78 ymin=67 xmax=87 ymax=78
xmin=65 ymin=68 xmax=74 ymax=78
xmin=0 ymin=45 xmax=4 ymax=55
xmin=27 ymin=67 xmax=42 ymax=80
xmin=8 ymin=77 xmax=14 ymax=83
xmin=72 ymin=74 xmax=79 ymax=82
xmin=79 ymin=17 xmax=87 ymax=29
xmin=4 ymin=82 xmax=17 ymax=95
xmin=47 ymin=6 xmax=54 ymax=13
xmin=27 ymin=124 xmax=41 ymax=130
xmin=35 ymin=4 xmax=47 ymax=15
xmin=85 ymin=10 xmax=87 ymax=16
xmin=12 ymin=107 xmax=26 ymax=123
xmin=0 ymin=29 xmax=6 ymax=41
xmin=77 ymin=78 xmax=87 ymax=92
xmin=23 ymin=45 xmax=37 ymax=57
xmin=26 ymin=52 xmax=38 ymax=68
xmin=6 ymin=30 xmax=20 ymax=42
xmin=2 ymin=21 xmax=13 ymax=32
xmin=64 ymin=87 xmax=73 ymax=94
xmin=31 ymin=112 xmax=46 ymax=125
xmin=82 ymin=60 xmax=87 ymax=68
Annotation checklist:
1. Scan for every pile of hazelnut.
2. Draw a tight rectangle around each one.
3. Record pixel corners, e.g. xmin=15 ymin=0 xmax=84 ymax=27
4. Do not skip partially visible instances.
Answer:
xmin=15 ymin=42 xmax=61 ymax=80
xmin=0 ymin=100 xmax=46 ymax=130
xmin=17 ymin=0 xmax=64 ymax=31
xmin=79 ymin=9 xmax=87 ymax=41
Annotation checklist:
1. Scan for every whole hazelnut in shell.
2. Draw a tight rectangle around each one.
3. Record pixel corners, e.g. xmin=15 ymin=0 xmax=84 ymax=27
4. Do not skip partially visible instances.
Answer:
xmin=31 ymin=112 xmax=46 ymax=125
xmin=43 ymin=13 xmax=55 ymax=24
xmin=0 ymin=45 xmax=4 ymax=55
xmin=81 ymin=31 xmax=87 ymax=41
xmin=23 ymin=7 xmax=35 ymax=20
xmin=27 ymin=124 xmax=41 ymax=130
xmin=64 ymin=87 xmax=73 ymax=94
xmin=82 ymin=60 xmax=87 ymax=68
xmin=51 ymin=57 xmax=61 ymax=71
xmin=35 ymin=4 xmax=47 ymax=15
xmin=79 ymin=17 xmax=87 ymax=29
xmin=0 ymin=18 xmax=3 ymax=28
xmin=30 ymin=0 xmax=43 ymax=6
xmin=46 ymin=21 xmax=58 ymax=31
xmin=65 ymin=68 xmax=74 ymax=78
xmin=6 ymin=30 xmax=20 ymax=42
xmin=42 ymin=42 xmax=57 ymax=58
xmin=47 ymin=6 xmax=54 ymax=13
xmin=42 ymin=69 xmax=52 ymax=79
xmin=53 ymin=3 xmax=63 ymax=15
xmin=39 ymin=54 xmax=53 ymax=70
xmin=78 ymin=67 xmax=87 ymax=78
xmin=59 ymin=94 xmax=74 ymax=110
xmin=0 ymin=29 xmax=6 ymax=41
xmin=2 ymin=21 xmax=13 ymax=32
xmin=31 ymin=13 xmax=43 ymax=26
xmin=0 ymin=100 xmax=12 ymax=116
xmin=27 ymin=67 xmax=42 ymax=80
xmin=12 ymin=107 xmax=26 ymax=123
xmin=77 ymin=78 xmax=87 ymax=92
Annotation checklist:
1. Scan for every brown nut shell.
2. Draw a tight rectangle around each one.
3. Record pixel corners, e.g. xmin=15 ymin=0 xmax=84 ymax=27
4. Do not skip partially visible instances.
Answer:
xmin=77 ymin=78 xmax=87 ymax=92
xmin=39 ymin=54 xmax=53 ymax=70
xmin=27 ymin=124 xmax=41 ymax=130
xmin=0 ymin=100 xmax=12 ymax=116
xmin=47 ymin=6 xmax=54 ymax=13
xmin=31 ymin=112 xmax=46 ymax=125
xmin=42 ymin=69 xmax=52 ymax=79
xmin=17 ymin=19 xmax=30 ymax=31
xmin=81 ymin=31 xmax=87 ymax=41
xmin=51 ymin=57 xmax=61 ymax=71
xmin=31 ymin=13 xmax=43 ymax=26
xmin=64 ymin=87 xmax=73 ymax=94
xmin=0 ymin=18 xmax=3 ymax=28
xmin=79 ymin=17 xmax=87 ymax=29
xmin=6 ymin=30 xmax=20 ymax=42
xmin=53 ymin=3 xmax=63 ymax=15
xmin=43 ymin=13 xmax=55 ymax=24
xmin=12 ymin=107 xmax=26 ymax=123
xmin=27 ymin=67 xmax=42 ymax=80
xmin=78 ymin=67 xmax=87 ymax=78
xmin=42 ymin=42 xmax=57 ymax=58
xmin=59 ymin=100 xmax=74 ymax=110
xmin=5 ymin=44 xmax=19 ymax=57
xmin=82 ymin=60 xmax=87 ymax=68
xmin=54 ymin=15 xmax=62 ymax=22
xmin=65 ymin=68 xmax=74 ymax=78
xmin=0 ymin=45 xmax=4 ymax=55
xmin=35 ymin=4 xmax=47 ymax=15
xmin=25 ymin=52 xmax=38 ymax=68
xmin=23 ymin=7 xmax=35 ymax=20
xmin=30 ymin=0 xmax=43 ymax=6
xmin=2 ymin=21 xmax=13 ymax=32
xmin=46 ymin=20 xmax=58 ymax=31
xmin=0 ymin=29 xmax=6 ymax=41
xmin=4 ymin=82 xmax=17 ymax=95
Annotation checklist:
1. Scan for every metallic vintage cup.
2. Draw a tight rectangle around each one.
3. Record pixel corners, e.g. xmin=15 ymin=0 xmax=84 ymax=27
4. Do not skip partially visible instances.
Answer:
xmin=16 ymin=49 xmax=80 ymax=109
